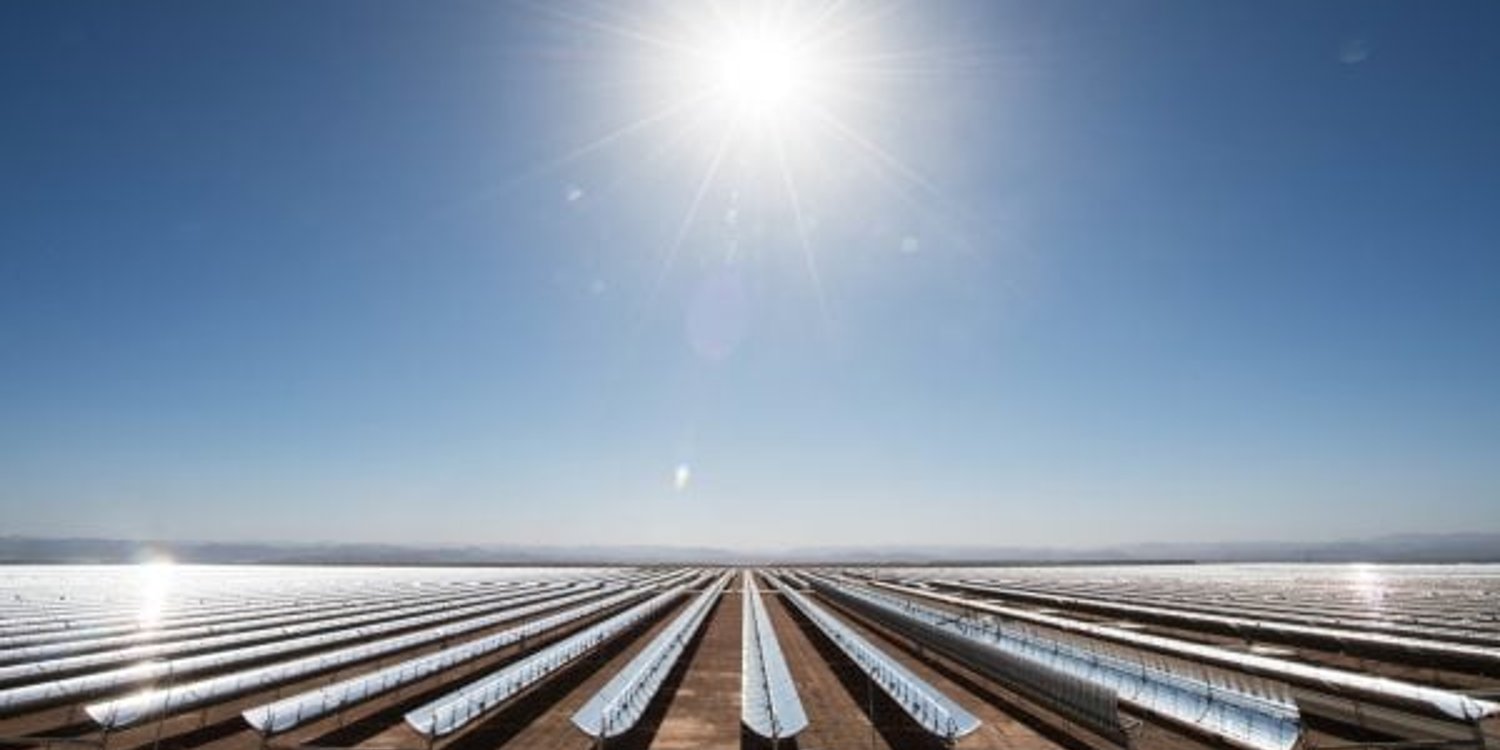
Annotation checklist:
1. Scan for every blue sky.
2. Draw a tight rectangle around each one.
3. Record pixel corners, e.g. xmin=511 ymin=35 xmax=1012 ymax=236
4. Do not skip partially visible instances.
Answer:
xmin=2 ymin=2 xmax=1497 ymax=550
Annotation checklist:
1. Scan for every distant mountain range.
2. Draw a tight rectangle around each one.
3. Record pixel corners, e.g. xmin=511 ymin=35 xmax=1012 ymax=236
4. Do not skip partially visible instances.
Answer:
xmin=1 ymin=532 xmax=1496 ymax=565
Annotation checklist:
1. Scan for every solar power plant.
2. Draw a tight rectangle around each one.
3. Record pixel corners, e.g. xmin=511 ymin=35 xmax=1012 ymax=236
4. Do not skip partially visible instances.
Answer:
xmin=0 ymin=565 xmax=1497 ymax=750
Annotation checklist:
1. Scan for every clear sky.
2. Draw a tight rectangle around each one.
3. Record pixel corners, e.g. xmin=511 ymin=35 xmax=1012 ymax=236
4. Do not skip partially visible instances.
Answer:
xmin=2 ymin=2 xmax=1497 ymax=550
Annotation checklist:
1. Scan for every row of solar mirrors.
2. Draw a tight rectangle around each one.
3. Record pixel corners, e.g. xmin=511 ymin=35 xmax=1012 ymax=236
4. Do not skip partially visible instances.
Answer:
xmin=2 ymin=568 xmax=1496 ymax=750
xmin=0 ymin=567 xmax=1269 ymax=748
xmin=80 ymin=570 xmax=869 ymax=746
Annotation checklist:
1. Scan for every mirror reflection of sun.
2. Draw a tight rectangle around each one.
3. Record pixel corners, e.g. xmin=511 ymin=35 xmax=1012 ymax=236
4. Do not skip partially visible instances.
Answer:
xmin=135 ymin=558 xmax=175 ymax=628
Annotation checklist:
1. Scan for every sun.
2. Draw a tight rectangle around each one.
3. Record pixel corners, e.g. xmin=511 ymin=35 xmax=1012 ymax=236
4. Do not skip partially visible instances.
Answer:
xmin=662 ymin=5 xmax=842 ymax=138
xmin=712 ymin=31 xmax=812 ymax=122
xmin=520 ymin=0 xmax=941 ymax=312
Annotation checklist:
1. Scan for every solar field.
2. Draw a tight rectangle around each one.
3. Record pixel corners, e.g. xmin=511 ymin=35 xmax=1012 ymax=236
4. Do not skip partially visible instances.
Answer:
xmin=0 ymin=564 xmax=1496 ymax=750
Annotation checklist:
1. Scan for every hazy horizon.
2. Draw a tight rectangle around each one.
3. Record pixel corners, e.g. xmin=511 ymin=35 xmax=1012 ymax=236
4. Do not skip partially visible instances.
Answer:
xmin=6 ymin=530 xmax=1500 ymax=566
xmin=3 ymin=2 xmax=1497 ymax=549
